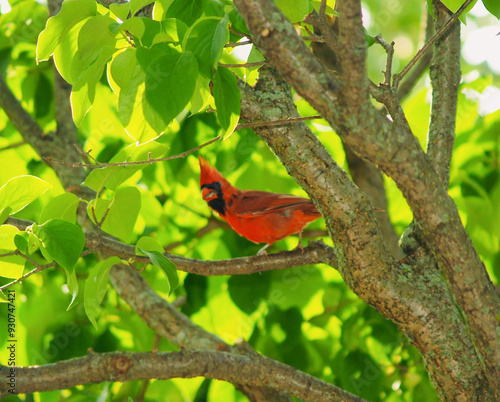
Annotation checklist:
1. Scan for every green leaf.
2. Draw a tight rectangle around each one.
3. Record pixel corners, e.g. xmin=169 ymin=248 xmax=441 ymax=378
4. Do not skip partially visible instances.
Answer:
xmin=89 ymin=187 xmax=141 ymax=243
xmin=27 ymin=231 xmax=40 ymax=255
xmin=138 ymin=47 xmax=198 ymax=128
xmin=189 ymin=75 xmax=211 ymax=113
xmin=0 ymin=207 xmax=12 ymax=225
xmin=0 ymin=175 xmax=52 ymax=215
xmin=138 ymin=246 xmax=178 ymax=295
xmin=161 ymin=18 xmax=188 ymax=43
xmin=365 ymin=30 xmax=376 ymax=47
xmin=40 ymin=193 xmax=80 ymax=224
xmin=165 ymin=0 xmax=203 ymax=26
xmin=33 ymin=219 xmax=85 ymax=272
xmin=228 ymin=8 xmax=250 ymax=35
xmin=246 ymin=46 xmax=265 ymax=72
xmin=119 ymin=17 xmax=162 ymax=47
xmin=136 ymin=236 xmax=165 ymax=253
xmin=184 ymin=17 xmax=228 ymax=77
xmin=312 ymin=0 xmax=337 ymax=16
xmin=84 ymin=166 xmax=137 ymax=193
xmin=426 ymin=0 xmax=436 ymax=19
xmin=437 ymin=0 xmax=477 ymax=23
xmin=36 ymin=0 xmax=97 ymax=62
xmin=70 ymin=15 xmax=118 ymax=125
xmin=109 ymin=47 xmax=167 ymax=142
xmin=109 ymin=2 xmax=131 ymax=21
xmin=274 ymin=0 xmax=313 ymax=23
xmin=0 ymin=291 xmax=8 ymax=303
xmin=52 ymin=19 xmax=89 ymax=83
xmin=213 ymin=66 xmax=241 ymax=138
xmin=228 ymin=273 xmax=271 ymax=314
xmin=84 ymin=256 xmax=121 ymax=329
xmin=0 ymin=0 xmax=48 ymax=45
xmin=87 ymin=197 xmax=110 ymax=223
xmin=152 ymin=0 xmax=174 ymax=21
xmin=34 ymin=73 xmax=53 ymax=119
xmin=39 ymin=9 xmax=119 ymax=125
xmin=0 ymin=225 xmax=25 ymax=279
xmin=66 ymin=268 xmax=79 ymax=310
xmin=83 ymin=142 xmax=168 ymax=192
xmin=14 ymin=232 xmax=28 ymax=253
xmin=129 ymin=0 xmax=155 ymax=16
xmin=212 ymin=14 xmax=230 ymax=68
xmin=482 ymin=0 xmax=500 ymax=18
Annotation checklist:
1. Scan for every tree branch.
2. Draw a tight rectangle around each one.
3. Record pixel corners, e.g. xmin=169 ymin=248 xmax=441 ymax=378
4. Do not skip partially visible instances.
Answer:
xmin=393 ymin=0 xmax=475 ymax=88
xmin=239 ymin=66 xmax=493 ymax=398
xmin=5 ymin=217 xmax=337 ymax=277
xmin=342 ymin=146 xmax=403 ymax=259
xmin=427 ymin=1 xmax=461 ymax=186
xmin=306 ymin=14 xmax=403 ymax=259
xmin=233 ymin=0 xmax=500 ymax=391
xmin=0 ymin=350 xmax=364 ymax=401
xmin=397 ymin=9 xmax=435 ymax=100
xmin=336 ymin=0 xmax=368 ymax=96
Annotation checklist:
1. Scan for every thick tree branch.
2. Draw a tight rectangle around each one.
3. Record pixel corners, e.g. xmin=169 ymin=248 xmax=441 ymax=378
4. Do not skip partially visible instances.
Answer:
xmin=239 ymin=67 xmax=493 ymax=399
xmin=343 ymin=146 xmax=403 ymax=259
xmin=234 ymin=0 xmax=500 ymax=391
xmin=6 ymin=217 xmax=337 ymax=277
xmin=427 ymin=1 xmax=461 ymax=186
xmin=307 ymin=14 xmax=402 ymax=259
xmin=0 ymin=350 xmax=364 ymax=402
xmin=336 ymin=0 xmax=368 ymax=100
xmin=90 ymin=234 xmax=335 ymax=275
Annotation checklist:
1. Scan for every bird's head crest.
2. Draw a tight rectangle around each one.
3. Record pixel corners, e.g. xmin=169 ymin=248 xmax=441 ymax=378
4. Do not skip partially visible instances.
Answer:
xmin=199 ymin=156 xmax=231 ymax=188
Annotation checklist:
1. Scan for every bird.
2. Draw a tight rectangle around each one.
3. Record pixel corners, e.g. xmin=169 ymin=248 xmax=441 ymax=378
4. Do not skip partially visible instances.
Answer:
xmin=199 ymin=156 xmax=322 ymax=255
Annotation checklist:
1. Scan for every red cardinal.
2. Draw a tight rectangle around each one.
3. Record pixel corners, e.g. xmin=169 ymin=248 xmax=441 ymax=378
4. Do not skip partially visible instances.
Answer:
xmin=199 ymin=156 xmax=321 ymax=255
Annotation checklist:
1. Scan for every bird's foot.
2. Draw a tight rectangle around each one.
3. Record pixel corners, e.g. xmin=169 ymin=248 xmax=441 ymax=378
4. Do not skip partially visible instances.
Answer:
xmin=295 ymin=231 xmax=305 ymax=253
xmin=257 ymin=243 xmax=270 ymax=256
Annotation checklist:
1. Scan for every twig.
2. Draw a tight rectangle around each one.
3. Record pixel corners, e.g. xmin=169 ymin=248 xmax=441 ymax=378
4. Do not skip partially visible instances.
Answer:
xmin=224 ymin=40 xmax=253 ymax=48
xmin=0 ymin=141 xmax=27 ymax=152
xmin=229 ymin=27 xmax=246 ymax=37
xmin=0 ymin=250 xmax=57 ymax=291
xmin=72 ymin=135 xmax=223 ymax=168
xmin=304 ymin=10 xmax=340 ymax=55
xmin=0 ymin=249 xmax=94 ymax=291
xmin=303 ymin=25 xmax=315 ymax=36
xmin=393 ymin=0 xmax=475 ymax=88
xmin=63 ymin=116 xmax=322 ymax=169
xmin=77 ymin=145 xmax=99 ymax=165
xmin=375 ymin=35 xmax=395 ymax=86
xmin=91 ymin=201 xmax=112 ymax=244
xmin=398 ymin=9 xmax=434 ymax=100
xmin=219 ymin=61 xmax=267 ymax=68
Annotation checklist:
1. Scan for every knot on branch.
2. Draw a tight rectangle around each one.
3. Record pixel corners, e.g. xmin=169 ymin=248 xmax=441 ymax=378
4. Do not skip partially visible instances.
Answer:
xmin=113 ymin=355 xmax=133 ymax=375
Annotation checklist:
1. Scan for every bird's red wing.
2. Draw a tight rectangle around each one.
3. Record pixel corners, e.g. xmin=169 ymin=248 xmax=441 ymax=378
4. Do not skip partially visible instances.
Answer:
xmin=231 ymin=190 xmax=319 ymax=217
